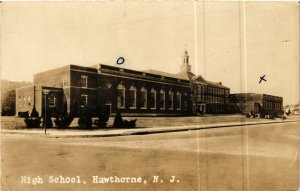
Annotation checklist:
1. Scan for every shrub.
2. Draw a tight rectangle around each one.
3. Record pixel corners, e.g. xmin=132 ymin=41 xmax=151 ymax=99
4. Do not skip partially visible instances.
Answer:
xmin=54 ymin=110 xmax=74 ymax=128
xmin=18 ymin=111 xmax=29 ymax=118
xmin=94 ymin=110 xmax=109 ymax=128
xmin=123 ymin=119 xmax=137 ymax=128
xmin=245 ymin=113 xmax=251 ymax=118
xmin=113 ymin=112 xmax=137 ymax=128
xmin=24 ymin=106 xmax=41 ymax=128
xmin=78 ymin=107 xmax=92 ymax=129
xmin=113 ymin=112 xmax=123 ymax=128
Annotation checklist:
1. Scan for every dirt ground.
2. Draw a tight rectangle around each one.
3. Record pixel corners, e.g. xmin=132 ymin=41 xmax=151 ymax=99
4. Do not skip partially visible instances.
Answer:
xmin=1 ymin=121 xmax=298 ymax=191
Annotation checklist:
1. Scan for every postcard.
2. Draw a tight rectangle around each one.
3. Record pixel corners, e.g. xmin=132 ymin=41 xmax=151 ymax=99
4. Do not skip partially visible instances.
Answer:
xmin=1 ymin=1 xmax=299 ymax=191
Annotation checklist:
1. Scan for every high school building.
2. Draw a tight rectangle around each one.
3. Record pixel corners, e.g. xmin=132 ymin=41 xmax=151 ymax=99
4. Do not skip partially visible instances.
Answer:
xmin=16 ymin=50 xmax=230 ymax=116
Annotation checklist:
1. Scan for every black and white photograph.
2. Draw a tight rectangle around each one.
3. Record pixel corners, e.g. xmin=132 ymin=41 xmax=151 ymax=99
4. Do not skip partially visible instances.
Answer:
xmin=1 ymin=1 xmax=299 ymax=191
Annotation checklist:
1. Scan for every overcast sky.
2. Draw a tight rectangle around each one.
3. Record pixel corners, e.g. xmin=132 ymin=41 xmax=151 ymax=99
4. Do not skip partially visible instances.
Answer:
xmin=1 ymin=2 xmax=299 ymax=104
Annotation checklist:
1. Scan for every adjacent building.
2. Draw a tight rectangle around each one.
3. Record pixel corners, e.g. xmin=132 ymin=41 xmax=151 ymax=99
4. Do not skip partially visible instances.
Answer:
xmin=1 ymin=80 xmax=32 ymax=116
xmin=229 ymin=93 xmax=283 ymax=116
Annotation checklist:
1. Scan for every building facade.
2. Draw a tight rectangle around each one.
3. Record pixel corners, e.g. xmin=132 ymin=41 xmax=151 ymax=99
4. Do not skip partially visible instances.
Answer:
xmin=15 ymin=50 xmax=231 ymax=117
xmin=1 ymin=80 xmax=32 ymax=116
xmin=178 ymin=50 xmax=230 ymax=114
xmin=229 ymin=93 xmax=283 ymax=116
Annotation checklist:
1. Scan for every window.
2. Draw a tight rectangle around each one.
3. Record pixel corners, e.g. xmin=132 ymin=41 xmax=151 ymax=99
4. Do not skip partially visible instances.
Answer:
xmin=63 ymin=77 xmax=68 ymax=87
xmin=184 ymin=100 xmax=188 ymax=110
xmin=150 ymin=89 xmax=156 ymax=109
xmin=18 ymin=96 xmax=21 ymax=108
xmin=52 ymin=80 xmax=56 ymax=87
xmin=198 ymin=85 xmax=201 ymax=93
xmin=176 ymin=92 xmax=181 ymax=110
xmin=225 ymin=89 xmax=229 ymax=96
xmin=81 ymin=75 xmax=88 ymax=88
xmin=193 ymin=84 xmax=197 ymax=94
xmin=28 ymin=96 xmax=31 ymax=102
xmin=49 ymin=95 xmax=56 ymax=107
xmin=140 ymin=87 xmax=147 ymax=109
xmin=168 ymin=91 xmax=173 ymax=110
xmin=159 ymin=89 xmax=165 ymax=109
xmin=23 ymin=96 xmax=26 ymax=107
xmin=117 ymin=84 xmax=125 ymax=108
xmin=129 ymin=86 xmax=136 ymax=109
xmin=80 ymin=95 xmax=88 ymax=107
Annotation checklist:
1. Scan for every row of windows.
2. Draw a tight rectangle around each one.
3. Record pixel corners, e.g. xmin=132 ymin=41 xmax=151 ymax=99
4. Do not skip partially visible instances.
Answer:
xmin=18 ymin=95 xmax=57 ymax=108
xmin=37 ymin=75 xmax=88 ymax=88
xmin=18 ymin=96 xmax=31 ymax=107
xmin=193 ymin=84 xmax=229 ymax=96
xmin=117 ymin=84 xmax=182 ymax=110
xmin=200 ymin=96 xmax=227 ymax=104
xmin=264 ymin=102 xmax=282 ymax=110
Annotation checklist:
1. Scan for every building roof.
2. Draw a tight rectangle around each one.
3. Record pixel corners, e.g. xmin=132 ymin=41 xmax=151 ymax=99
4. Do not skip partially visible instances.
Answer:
xmin=230 ymin=93 xmax=283 ymax=99
xmin=191 ymin=75 xmax=229 ymax=89
xmin=143 ymin=69 xmax=189 ymax=81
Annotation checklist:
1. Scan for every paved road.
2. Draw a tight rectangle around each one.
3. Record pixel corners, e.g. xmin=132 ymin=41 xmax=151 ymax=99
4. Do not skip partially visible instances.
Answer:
xmin=1 ymin=122 xmax=299 ymax=191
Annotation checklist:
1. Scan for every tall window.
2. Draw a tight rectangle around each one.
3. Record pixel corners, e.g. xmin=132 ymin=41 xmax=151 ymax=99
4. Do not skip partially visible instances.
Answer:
xmin=129 ymin=86 xmax=136 ymax=109
xmin=176 ymin=92 xmax=181 ymax=110
xmin=18 ymin=96 xmax=21 ymax=108
xmin=28 ymin=96 xmax=31 ymax=106
xmin=159 ymin=89 xmax=165 ymax=109
xmin=52 ymin=80 xmax=56 ymax=87
xmin=184 ymin=100 xmax=188 ymax=110
xmin=81 ymin=94 xmax=88 ymax=107
xmin=168 ymin=91 xmax=173 ymax=110
xmin=140 ymin=87 xmax=147 ymax=109
xmin=81 ymin=75 xmax=88 ymax=88
xmin=63 ymin=77 xmax=68 ymax=87
xmin=117 ymin=84 xmax=125 ymax=108
xmin=150 ymin=89 xmax=157 ymax=109
xmin=49 ymin=95 xmax=56 ymax=107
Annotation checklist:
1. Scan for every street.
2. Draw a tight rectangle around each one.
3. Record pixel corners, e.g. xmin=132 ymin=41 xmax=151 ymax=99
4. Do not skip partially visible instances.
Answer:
xmin=1 ymin=122 xmax=299 ymax=191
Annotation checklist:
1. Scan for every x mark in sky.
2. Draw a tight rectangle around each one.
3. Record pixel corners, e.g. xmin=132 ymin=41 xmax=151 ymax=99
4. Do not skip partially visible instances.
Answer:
xmin=259 ymin=75 xmax=267 ymax=84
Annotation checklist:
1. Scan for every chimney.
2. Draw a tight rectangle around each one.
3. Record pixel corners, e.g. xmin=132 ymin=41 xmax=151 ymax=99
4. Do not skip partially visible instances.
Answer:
xmin=219 ymin=82 xmax=222 ymax=85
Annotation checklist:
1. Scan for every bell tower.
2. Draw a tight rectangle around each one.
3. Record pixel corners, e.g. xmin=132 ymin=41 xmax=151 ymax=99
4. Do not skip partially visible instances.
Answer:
xmin=181 ymin=49 xmax=191 ymax=73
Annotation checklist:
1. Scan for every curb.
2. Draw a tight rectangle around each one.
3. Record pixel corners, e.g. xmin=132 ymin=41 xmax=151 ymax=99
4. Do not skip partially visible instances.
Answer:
xmin=1 ymin=120 xmax=297 ymax=138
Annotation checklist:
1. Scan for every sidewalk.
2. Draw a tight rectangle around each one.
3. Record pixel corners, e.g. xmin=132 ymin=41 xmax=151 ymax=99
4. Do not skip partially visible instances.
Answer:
xmin=1 ymin=119 xmax=297 ymax=138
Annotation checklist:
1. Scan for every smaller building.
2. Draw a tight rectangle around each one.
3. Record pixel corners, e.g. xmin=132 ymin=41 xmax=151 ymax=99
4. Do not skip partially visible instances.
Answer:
xmin=229 ymin=93 xmax=283 ymax=116
xmin=1 ymin=80 xmax=32 ymax=116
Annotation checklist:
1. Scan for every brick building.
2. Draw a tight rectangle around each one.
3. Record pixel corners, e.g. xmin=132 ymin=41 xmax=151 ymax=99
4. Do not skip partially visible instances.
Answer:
xmin=177 ymin=50 xmax=230 ymax=114
xmin=1 ymin=80 xmax=32 ymax=116
xmin=15 ymin=50 xmax=230 ymax=117
xmin=229 ymin=93 xmax=283 ymax=116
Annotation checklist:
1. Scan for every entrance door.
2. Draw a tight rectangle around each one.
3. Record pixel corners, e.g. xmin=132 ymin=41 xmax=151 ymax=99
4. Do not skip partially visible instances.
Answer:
xmin=200 ymin=104 xmax=206 ymax=114
xmin=105 ymin=101 xmax=112 ymax=115
xmin=197 ymin=104 xmax=201 ymax=113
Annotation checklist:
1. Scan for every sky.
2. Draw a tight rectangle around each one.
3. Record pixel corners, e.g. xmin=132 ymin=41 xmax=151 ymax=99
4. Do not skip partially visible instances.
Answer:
xmin=1 ymin=2 xmax=299 ymax=105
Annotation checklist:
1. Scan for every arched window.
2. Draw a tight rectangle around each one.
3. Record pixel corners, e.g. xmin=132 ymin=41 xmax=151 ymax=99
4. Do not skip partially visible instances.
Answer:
xmin=176 ymin=92 xmax=181 ymax=110
xmin=49 ymin=95 xmax=56 ymax=107
xmin=150 ymin=89 xmax=157 ymax=109
xmin=129 ymin=85 xmax=136 ymax=109
xmin=168 ymin=91 xmax=173 ymax=110
xmin=159 ymin=89 xmax=165 ymax=110
xmin=140 ymin=87 xmax=147 ymax=109
xmin=117 ymin=84 xmax=125 ymax=108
